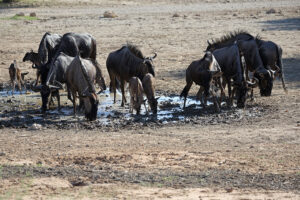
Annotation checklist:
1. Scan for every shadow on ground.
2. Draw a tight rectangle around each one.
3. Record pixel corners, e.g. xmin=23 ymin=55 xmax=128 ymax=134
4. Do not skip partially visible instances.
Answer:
xmin=259 ymin=18 xmax=300 ymax=31
xmin=282 ymin=57 xmax=300 ymax=88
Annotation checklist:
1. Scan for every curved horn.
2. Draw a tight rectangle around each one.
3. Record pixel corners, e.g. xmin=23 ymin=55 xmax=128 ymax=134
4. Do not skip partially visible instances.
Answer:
xmin=32 ymin=64 xmax=39 ymax=69
xmin=151 ymin=52 xmax=157 ymax=60
xmin=207 ymin=40 xmax=211 ymax=46
xmin=247 ymin=77 xmax=259 ymax=88
xmin=48 ymin=84 xmax=61 ymax=89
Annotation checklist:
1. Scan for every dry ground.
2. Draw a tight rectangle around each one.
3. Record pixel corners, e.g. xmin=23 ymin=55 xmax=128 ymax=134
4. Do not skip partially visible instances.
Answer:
xmin=0 ymin=0 xmax=300 ymax=199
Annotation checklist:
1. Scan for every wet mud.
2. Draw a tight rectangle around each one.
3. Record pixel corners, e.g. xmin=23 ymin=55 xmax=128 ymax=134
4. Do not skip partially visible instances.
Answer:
xmin=0 ymin=87 xmax=271 ymax=131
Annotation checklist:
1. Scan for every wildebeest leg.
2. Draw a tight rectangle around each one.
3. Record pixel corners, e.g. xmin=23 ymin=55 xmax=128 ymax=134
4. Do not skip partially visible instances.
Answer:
xmin=72 ymin=92 xmax=77 ymax=116
xmin=197 ymin=86 xmax=205 ymax=108
xmin=210 ymin=88 xmax=220 ymax=112
xmin=11 ymin=79 xmax=15 ymax=96
xmin=216 ymin=77 xmax=225 ymax=105
xmin=180 ymin=81 xmax=193 ymax=109
xmin=16 ymin=79 xmax=22 ymax=94
xmin=48 ymin=92 xmax=53 ymax=108
xmin=109 ymin=72 xmax=117 ymax=104
xmin=120 ymin=80 xmax=127 ymax=107
xmin=57 ymin=90 xmax=61 ymax=110
xmin=129 ymin=97 xmax=133 ymax=113
xmin=227 ymin=79 xmax=232 ymax=107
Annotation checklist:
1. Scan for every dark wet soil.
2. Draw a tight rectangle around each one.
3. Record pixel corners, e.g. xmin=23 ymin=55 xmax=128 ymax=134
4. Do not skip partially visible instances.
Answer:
xmin=1 ymin=165 xmax=299 ymax=191
xmin=0 ymin=88 xmax=272 ymax=131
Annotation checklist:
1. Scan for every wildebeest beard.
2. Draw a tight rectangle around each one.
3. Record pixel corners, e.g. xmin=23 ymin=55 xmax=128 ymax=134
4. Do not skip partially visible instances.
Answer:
xmin=85 ymin=96 xmax=98 ymax=121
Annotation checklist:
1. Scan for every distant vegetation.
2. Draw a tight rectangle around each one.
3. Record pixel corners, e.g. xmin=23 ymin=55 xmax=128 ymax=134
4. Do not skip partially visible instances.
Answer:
xmin=1 ymin=15 xmax=38 ymax=20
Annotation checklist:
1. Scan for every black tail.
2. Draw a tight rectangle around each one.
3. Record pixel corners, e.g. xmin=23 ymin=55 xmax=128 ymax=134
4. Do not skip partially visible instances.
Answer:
xmin=109 ymin=77 xmax=120 ymax=92
xmin=180 ymin=85 xmax=189 ymax=98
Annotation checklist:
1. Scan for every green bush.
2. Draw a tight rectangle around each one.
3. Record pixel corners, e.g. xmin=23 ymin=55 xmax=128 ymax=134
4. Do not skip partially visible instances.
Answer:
xmin=2 ymin=0 xmax=19 ymax=3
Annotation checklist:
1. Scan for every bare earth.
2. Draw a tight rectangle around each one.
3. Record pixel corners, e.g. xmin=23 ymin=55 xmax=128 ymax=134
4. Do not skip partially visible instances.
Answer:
xmin=0 ymin=0 xmax=300 ymax=199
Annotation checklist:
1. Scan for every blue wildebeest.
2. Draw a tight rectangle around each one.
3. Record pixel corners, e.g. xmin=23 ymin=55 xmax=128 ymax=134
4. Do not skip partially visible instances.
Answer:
xmin=212 ymin=44 xmax=257 ymax=108
xmin=142 ymin=73 xmax=158 ymax=114
xmin=206 ymin=31 xmax=274 ymax=96
xmin=180 ymin=51 xmax=223 ymax=111
xmin=129 ymin=77 xmax=146 ymax=115
xmin=106 ymin=44 xmax=157 ymax=107
xmin=66 ymin=55 xmax=99 ymax=121
xmin=35 ymin=32 xmax=106 ymax=113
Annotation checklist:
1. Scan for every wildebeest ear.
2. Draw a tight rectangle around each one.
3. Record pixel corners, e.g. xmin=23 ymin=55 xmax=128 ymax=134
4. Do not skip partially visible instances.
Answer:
xmin=207 ymin=40 xmax=211 ymax=46
xmin=155 ymin=97 xmax=160 ymax=101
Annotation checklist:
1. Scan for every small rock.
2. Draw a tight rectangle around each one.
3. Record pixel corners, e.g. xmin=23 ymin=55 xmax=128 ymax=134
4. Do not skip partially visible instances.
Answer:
xmin=36 ymin=160 xmax=42 ymax=165
xmin=103 ymin=11 xmax=117 ymax=18
xmin=28 ymin=123 xmax=42 ymax=131
xmin=185 ymin=139 xmax=191 ymax=144
xmin=173 ymin=13 xmax=180 ymax=17
xmin=233 ymin=13 xmax=237 ymax=16
xmin=225 ymin=188 xmax=233 ymax=193
xmin=0 ymin=152 xmax=6 ymax=156
xmin=16 ymin=12 xmax=25 ymax=17
xmin=29 ymin=12 xmax=36 ymax=17
xmin=266 ymin=8 xmax=276 ymax=14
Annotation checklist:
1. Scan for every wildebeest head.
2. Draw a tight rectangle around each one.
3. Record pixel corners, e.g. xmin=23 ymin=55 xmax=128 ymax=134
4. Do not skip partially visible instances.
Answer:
xmin=82 ymin=92 xmax=98 ymax=121
xmin=23 ymin=51 xmax=33 ymax=62
xmin=234 ymin=79 xmax=258 ymax=108
xmin=254 ymin=69 xmax=273 ymax=96
xmin=143 ymin=53 xmax=157 ymax=77
xmin=148 ymin=97 xmax=159 ymax=114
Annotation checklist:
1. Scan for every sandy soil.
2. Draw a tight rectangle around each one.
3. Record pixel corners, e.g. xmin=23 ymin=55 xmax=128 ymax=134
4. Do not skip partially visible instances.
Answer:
xmin=0 ymin=0 xmax=300 ymax=199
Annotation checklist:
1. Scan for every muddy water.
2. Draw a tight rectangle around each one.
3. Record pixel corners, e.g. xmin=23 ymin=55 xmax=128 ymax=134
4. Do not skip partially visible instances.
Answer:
xmin=0 ymin=88 xmax=268 ymax=130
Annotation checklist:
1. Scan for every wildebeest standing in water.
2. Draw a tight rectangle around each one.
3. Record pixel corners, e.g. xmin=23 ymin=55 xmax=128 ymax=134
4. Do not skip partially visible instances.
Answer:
xmin=206 ymin=31 xmax=274 ymax=96
xmin=106 ymin=44 xmax=157 ymax=107
xmin=9 ymin=60 xmax=28 ymax=95
xmin=66 ymin=55 xmax=99 ymax=121
xmin=180 ymin=51 xmax=223 ymax=111
xmin=142 ymin=73 xmax=158 ymax=114
xmin=23 ymin=50 xmax=42 ymax=86
xmin=23 ymin=32 xmax=62 ymax=111
xmin=37 ymin=32 xmax=106 ymax=113
xmin=129 ymin=77 xmax=146 ymax=115
xmin=212 ymin=44 xmax=257 ymax=108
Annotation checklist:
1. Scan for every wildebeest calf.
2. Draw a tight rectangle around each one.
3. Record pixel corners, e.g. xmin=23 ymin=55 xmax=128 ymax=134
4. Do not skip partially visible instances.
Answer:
xmin=9 ymin=60 xmax=28 ymax=95
xmin=129 ymin=77 xmax=146 ymax=115
xmin=142 ymin=73 xmax=158 ymax=114
xmin=180 ymin=51 xmax=222 ymax=111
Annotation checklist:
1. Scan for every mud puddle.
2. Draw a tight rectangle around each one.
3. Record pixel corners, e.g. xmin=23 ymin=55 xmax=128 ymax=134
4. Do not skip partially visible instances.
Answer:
xmin=0 ymin=88 xmax=270 ymax=130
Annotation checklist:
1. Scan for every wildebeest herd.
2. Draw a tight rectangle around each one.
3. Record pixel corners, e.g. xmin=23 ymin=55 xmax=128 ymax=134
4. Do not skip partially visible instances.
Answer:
xmin=7 ymin=30 xmax=286 ymax=121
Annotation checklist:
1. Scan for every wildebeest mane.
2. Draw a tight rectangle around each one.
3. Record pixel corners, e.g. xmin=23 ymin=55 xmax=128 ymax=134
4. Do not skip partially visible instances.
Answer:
xmin=77 ymin=56 xmax=96 ymax=93
xmin=38 ymin=32 xmax=51 ymax=65
xmin=125 ymin=43 xmax=144 ymax=59
xmin=208 ymin=30 xmax=255 ymax=49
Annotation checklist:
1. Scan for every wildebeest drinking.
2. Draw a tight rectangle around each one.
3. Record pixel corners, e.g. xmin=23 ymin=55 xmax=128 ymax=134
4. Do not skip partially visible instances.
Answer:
xmin=66 ymin=55 xmax=99 ymax=121
xmin=35 ymin=32 xmax=106 ymax=113
xmin=142 ymin=73 xmax=158 ymax=114
xmin=129 ymin=77 xmax=145 ymax=115
xmin=106 ymin=43 xmax=157 ymax=107
xmin=206 ymin=31 xmax=274 ymax=97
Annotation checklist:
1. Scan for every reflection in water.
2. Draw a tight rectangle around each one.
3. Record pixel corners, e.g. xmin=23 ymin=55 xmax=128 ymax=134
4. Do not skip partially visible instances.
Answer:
xmin=0 ymin=88 xmax=213 ymax=124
